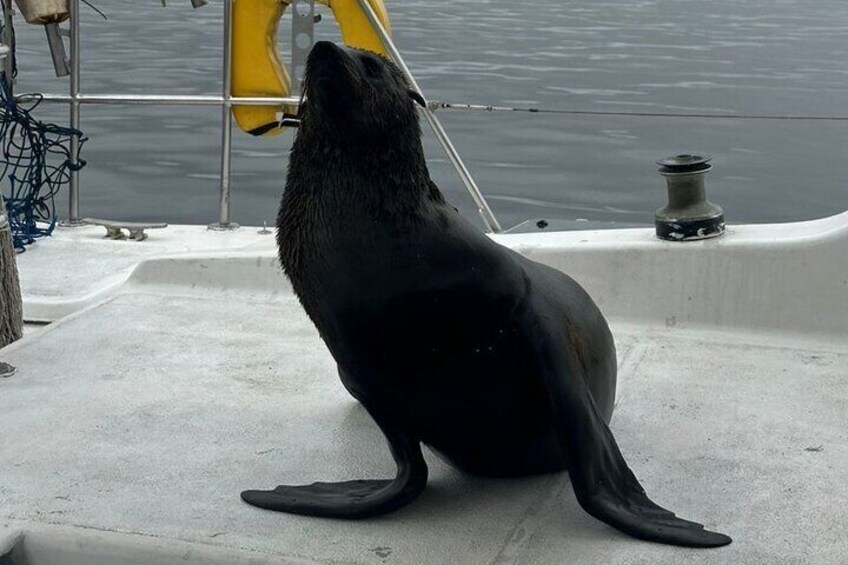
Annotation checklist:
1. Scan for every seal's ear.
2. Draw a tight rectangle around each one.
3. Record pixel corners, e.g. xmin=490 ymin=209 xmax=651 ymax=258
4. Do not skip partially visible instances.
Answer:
xmin=407 ymin=89 xmax=427 ymax=109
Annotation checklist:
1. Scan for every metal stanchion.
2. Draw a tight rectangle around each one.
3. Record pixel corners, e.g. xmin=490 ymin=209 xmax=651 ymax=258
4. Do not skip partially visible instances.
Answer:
xmin=209 ymin=0 xmax=238 ymax=231
xmin=60 ymin=0 xmax=84 ymax=227
xmin=1 ymin=0 xmax=14 ymax=81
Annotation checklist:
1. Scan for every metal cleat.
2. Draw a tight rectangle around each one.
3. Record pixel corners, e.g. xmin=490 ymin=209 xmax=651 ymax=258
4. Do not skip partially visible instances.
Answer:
xmin=83 ymin=218 xmax=167 ymax=242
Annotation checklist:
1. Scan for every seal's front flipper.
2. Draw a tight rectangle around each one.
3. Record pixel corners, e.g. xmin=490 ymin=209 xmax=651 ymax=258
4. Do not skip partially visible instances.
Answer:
xmin=241 ymin=406 xmax=427 ymax=519
xmin=538 ymin=327 xmax=732 ymax=547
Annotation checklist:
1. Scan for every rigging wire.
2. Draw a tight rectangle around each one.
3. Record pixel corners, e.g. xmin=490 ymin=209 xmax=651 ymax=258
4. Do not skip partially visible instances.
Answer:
xmin=429 ymin=101 xmax=848 ymax=122
xmin=81 ymin=0 xmax=109 ymax=21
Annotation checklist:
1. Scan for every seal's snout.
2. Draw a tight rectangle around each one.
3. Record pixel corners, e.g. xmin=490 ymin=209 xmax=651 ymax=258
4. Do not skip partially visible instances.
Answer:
xmin=306 ymin=41 xmax=352 ymax=83
xmin=305 ymin=41 xmax=356 ymax=108
xmin=308 ymin=41 xmax=346 ymax=65
xmin=301 ymin=41 xmax=419 ymax=139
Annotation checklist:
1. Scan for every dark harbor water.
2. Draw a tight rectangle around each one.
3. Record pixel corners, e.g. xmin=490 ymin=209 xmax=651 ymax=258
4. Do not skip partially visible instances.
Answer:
xmin=9 ymin=0 xmax=848 ymax=230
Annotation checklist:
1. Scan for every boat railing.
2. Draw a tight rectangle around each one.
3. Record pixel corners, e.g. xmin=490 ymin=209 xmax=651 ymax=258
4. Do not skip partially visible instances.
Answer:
xmin=2 ymin=0 xmax=503 ymax=233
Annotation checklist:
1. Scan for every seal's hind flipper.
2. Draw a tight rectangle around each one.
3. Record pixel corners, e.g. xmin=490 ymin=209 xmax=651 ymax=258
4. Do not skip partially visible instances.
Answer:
xmin=536 ymin=322 xmax=732 ymax=548
xmin=241 ymin=405 xmax=428 ymax=519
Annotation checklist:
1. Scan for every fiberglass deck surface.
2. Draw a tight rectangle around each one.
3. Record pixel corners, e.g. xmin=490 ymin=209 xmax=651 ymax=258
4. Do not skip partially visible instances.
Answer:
xmin=1 ymin=289 xmax=846 ymax=564
xmin=17 ymin=224 xmax=274 ymax=322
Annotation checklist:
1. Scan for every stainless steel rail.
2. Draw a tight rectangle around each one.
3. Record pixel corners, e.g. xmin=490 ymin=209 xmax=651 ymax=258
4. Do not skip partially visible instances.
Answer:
xmin=210 ymin=0 xmax=235 ymax=229
xmin=27 ymin=0 xmax=501 ymax=232
xmin=66 ymin=0 xmax=82 ymax=225
xmin=36 ymin=94 xmax=303 ymax=106
xmin=1 ymin=0 xmax=13 ymax=81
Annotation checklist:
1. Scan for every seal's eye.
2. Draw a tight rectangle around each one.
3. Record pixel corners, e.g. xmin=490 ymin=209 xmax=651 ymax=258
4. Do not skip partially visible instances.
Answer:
xmin=361 ymin=56 xmax=383 ymax=78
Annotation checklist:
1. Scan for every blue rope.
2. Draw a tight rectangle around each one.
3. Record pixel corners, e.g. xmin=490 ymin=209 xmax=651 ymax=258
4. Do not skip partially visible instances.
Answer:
xmin=0 ymin=74 xmax=87 ymax=253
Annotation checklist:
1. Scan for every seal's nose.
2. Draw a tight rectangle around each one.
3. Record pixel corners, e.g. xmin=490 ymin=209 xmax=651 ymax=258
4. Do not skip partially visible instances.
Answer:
xmin=308 ymin=41 xmax=346 ymax=65
xmin=306 ymin=41 xmax=351 ymax=85
xmin=304 ymin=41 xmax=357 ymax=116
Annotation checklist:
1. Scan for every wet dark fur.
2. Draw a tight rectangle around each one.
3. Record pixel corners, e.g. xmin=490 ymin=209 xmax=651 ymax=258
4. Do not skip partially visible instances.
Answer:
xmin=277 ymin=43 xmax=447 ymax=317
xmin=248 ymin=41 xmax=731 ymax=549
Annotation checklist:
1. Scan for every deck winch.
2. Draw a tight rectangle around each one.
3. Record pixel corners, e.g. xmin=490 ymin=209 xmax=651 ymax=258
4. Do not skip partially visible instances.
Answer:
xmin=655 ymin=154 xmax=725 ymax=241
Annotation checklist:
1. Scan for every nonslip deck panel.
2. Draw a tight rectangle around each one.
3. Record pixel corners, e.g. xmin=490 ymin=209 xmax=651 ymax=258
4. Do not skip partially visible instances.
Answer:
xmin=15 ymin=224 xmax=277 ymax=322
xmin=1 ymin=292 xmax=846 ymax=564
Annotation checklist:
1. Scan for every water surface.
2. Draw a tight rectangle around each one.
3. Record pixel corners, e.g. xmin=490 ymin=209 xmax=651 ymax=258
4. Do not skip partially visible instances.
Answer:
xmin=10 ymin=0 xmax=848 ymax=229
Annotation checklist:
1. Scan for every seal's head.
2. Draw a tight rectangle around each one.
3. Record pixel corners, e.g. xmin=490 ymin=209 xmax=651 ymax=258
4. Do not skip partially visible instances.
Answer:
xmin=300 ymin=41 xmax=426 ymax=147
xmin=278 ymin=41 xmax=440 ymax=285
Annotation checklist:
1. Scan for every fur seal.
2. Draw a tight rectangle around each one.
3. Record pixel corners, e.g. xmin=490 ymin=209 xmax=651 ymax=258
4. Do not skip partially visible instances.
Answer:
xmin=241 ymin=41 xmax=731 ymax=548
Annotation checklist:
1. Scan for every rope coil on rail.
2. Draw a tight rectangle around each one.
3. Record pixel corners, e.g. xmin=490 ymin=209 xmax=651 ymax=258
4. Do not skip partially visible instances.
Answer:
xmin=0 ymin=7 xmax=87 ymax=252
xmin=0 ymin=17 xmax=87 ymax=253
xmin=0 ymin=76 xmax=88 ymax=252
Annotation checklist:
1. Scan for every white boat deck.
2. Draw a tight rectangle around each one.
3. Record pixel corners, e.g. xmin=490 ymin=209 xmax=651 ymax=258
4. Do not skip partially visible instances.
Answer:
xmin=2 ymin=217 xmax=847 ymax=564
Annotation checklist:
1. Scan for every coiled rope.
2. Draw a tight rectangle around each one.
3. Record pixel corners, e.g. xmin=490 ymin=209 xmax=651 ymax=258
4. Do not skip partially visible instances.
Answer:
xmin=0 ymin=74 xmax=87 ymax=252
